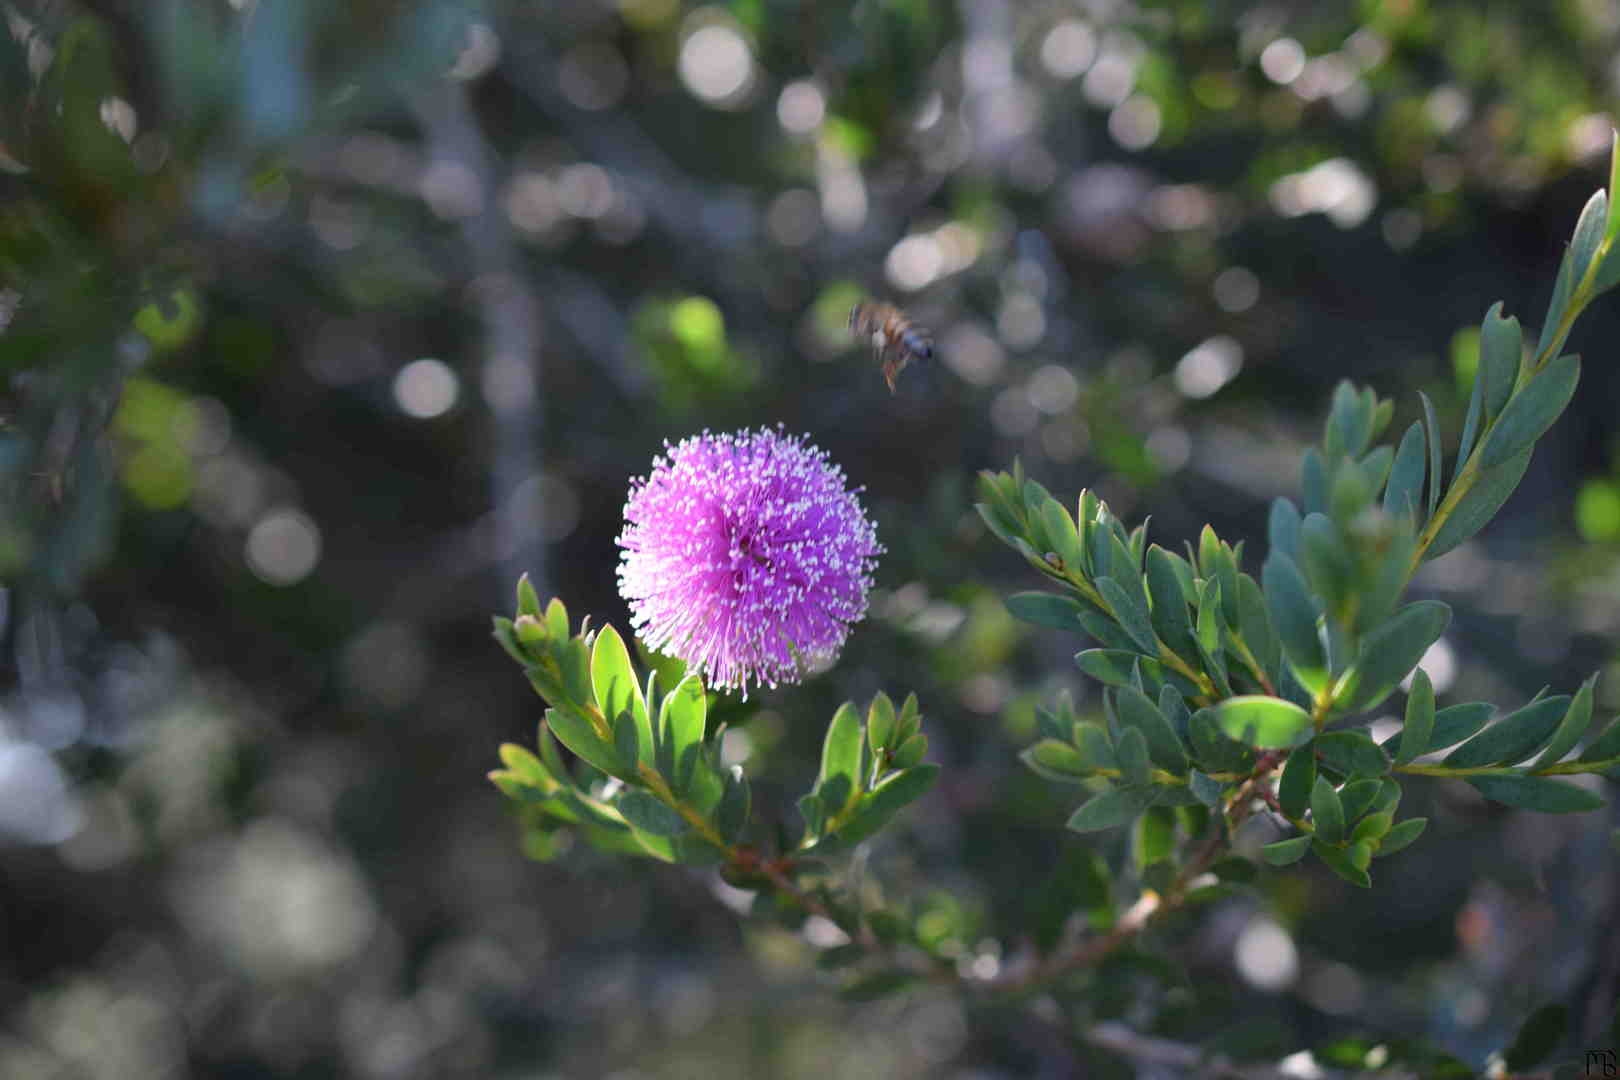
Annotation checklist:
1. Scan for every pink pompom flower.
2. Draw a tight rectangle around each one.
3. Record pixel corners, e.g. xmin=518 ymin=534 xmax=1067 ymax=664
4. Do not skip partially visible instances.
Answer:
xmin=616 ymin=427 xmax=882 ymax=695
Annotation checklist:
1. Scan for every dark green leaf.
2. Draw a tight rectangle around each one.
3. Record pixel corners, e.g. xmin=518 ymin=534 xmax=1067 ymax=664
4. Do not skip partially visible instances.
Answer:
xmin=1032 ymin=845 xmax=1113 ymax=948
xmin=1538 ymin=239 xmax=1578 ymax=360
xmin=1337 ymin=778 xmax=1384 ymax=823
xmin=840 ymin=971 xmax=918 ymax=1002
xmin=1533 ymin=677 xmax=1594 ymax=771
xmin=1279 ymin=746 xmax=1315 ymax=819
xmin=1375 ymin=817 xmax=1426 ymax=856
xmin=1189 ymin=709 xmax=1257 ymax=773
xmin=1311 ymin=775 xmax=1345 ymax=845
xmin=1300 ymin=513 xmax=1352 ymax=613
xmin=1066 ymin=785 xmax=1153 ymax=832
xmin=1115 ymin=685 xmax=1189 ymax=775
xmin=1312 ymin=838 xmax=1371 ymax=887
xmin=1096 ymin=576 xmax=1159 ymax=655
xmin=1074 ymin=721 xmax=1118 ymax=772
xmin=1263 ymin=553 xmax=1326 ymax=689
xmin=1426 ymin=703 xmax=1494 ymax=753
xmin=1383 ymin=421 xmax=1427 ymax=519
xmin=1569 ymin=189 xmax=1609 ymax=291
xmin=1396 ymin=668 xmax=1434 ymax=766
xmin=831 ymin=764 xmax=940 ymax=847
xmin=1076 ymin=649 xmax=1154 ymax=687
xmin=1503 ymin=1003 xmax=1569 ymax=1071
xmin=1419 ymin=389 xmax=1443 ymax=520
xmin=1147 ymin=545 xmax=1198 ymax=659
xmin=1314 ymin=731 xmax=1390 ymax=778
xmin=617 ymin=790 xmax=690 ymax=836
xmin=1115 ymin=727 xmax=1153 ymax=786
xmin=1214 ymin=696 xmax=1314 ymax=750
xmin=1454 ymin=372 xmax=1484 ymax=486
xmin=1578 ymin=711 xmax=1620 ymax=763
xmin=1425 ymin=446 xmax=1533 ymax=560
xmin=1479 ymin=353 xmax=1580 ymax=470
xmin=891 ymin=733 xmax=927 ymax=770
xmin=1479 ymin=302 xmax=1521 ymax=425
xmin=717 ymin=766 xmax=749 ymax=842
xmin=1468 ymin=775 xmax=1604 ymax=813
xmin=1340 ymin=601 xmax=1451 ymax=712
xmin=1302 ymin=448 xmax=1327 ymax=516
xmin=546 ymin=707 xmax=626 ymax=779
xmin=1211 ymin=855 xmax=1258 ymax=883
xmin=1261 ymin=835 xmax=1311 ymax=865
xmin=1268 ymin=498 xmax=1302 ymax=561
xmin=1236 ymin=573 xmax=1283 ymax=689
xmin=1005 ymin=591 xmax=1085 ymax=632
xmin=1444 ymin=696 xmax=1570 ymax=768
xmin=1189 ymin=770 xmax=1224 ymax=808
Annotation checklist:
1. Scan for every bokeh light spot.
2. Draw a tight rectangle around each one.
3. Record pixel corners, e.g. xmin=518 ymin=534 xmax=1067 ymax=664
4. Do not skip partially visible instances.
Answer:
xmin=393 ymin=358 xmax=459 ymax=419
xmin=1041 ymin=20 xmax=1097 ymax=79
xmin=1235 ymin=916 xmax=1298 ymax=990
xmin=1174 ymin=336 xmax=1243 ymax=399
xmin=245 ymin=510 xmax=321 ymax=586
xmin=1577 ymin=480 xmax=1620 ymax=541
xmin=678 ymin=23 xmax=754 ymax=107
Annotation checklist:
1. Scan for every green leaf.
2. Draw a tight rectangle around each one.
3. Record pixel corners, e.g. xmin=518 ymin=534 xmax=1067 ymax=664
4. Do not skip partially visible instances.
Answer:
xmin=1444 ymin=696 xmax=1570 ymax=768
xmin=1263 ymin=553 xmax=1326 ymax=689
xmin=1268 ymin=498 xmax=1302 ymax=561
xmin=831 ymin=764 xmax=940 ymax=847
xmin=1032 ymin=845 xmax=1114 ymax=948
xmin=1570 ymin=189 xmax=1610 ymax=292
xmin=1468 ymin=775 xmax=1604 ymax=813
xmin=816 ymin=703 xmax=865 ymax=817
xmin=1115 ymin=685 xmax=1189 ymax=775
xmin=1503 ymin=1003 xmax=1569 ymax=1072
xmin=1302 ymin=447 xmax=1328 ymax=515
xmin=592 ymin=624 xmax=652 ymax=766
xmin=1211 ymin=855 xmax=1258 ymax=883
xmin=1351 ymin=810 xmax=1394 ymax=845
xmin=1311 ymin=775 xmax=1345 ymax=845
xmin=1532 ymin=677 xmax=1594 ymax=771
xmin=1067 ymin=786 xmax=1154 ymax=832
xmin=867 ymin=692 xmax=896 ymax=754
xmin=891 ymin=732 xmax=927 ymax=770
xmin=1425 ymin=703 xmax=1494 ymax=753
xmin=1195 ymin=579 xmax=1232 ymax=696
xmin=1134 ymin=806 xmax=1177 ymax=869
xmin=1189 ymin=709 xmax=1256 ymax=773
xmin=1538 ymin=237 xmax=1579 ymax=360
xmin=1146 ymin=545 xmax=1198 ymax=659
xmin=1383 ymin=421 xmax=1427 ymax=519
xmin=1312 ymin=837 xmax=1371 ymax=887
xmin=1478 ymin=353 xmax=1580 ymax=470
xmin=1115 ymin=727 xmax=1153 ymax=787
xmin=1454 ymin=373 xmax=1484 ymax=487
xmin=1076 ymin=649 xmax=1154 ymax=687
xmin=1022 ymin=739 xmax=1094 ymax=783
xmin=1425 ymin=446 xmax=1533 ymax=560
xmin=546 ymin=707 xmax=625 ymax=779
xmin=1337 ymin=778 xmax=1384 ymax=823
xmin=1005 ymin=591 xmax=1085 ymax=632
xmin=1340 ymin=601 xmax=1451 ymax=712
xmin=1419 ymin=390 xmax=1443 ymax=520
xmin=1279 ymin=746 xmax=1315 ymax=819
xmin=1478 ymin=302 xmax=1521 ymax=425
xmin=1236 ymin=573 xmax=1283 ymax=689
xmin=1096 ymin=577 xmax=1159 ymax=656
xmin=1261 ymin=836 xmax=1311 ymax=865
xmin=617 ymin=790 xmax=690 ymax=836
xmin=1300 ymin=513 xmax=1352 ymax=614
xmin=1189 ymin=770 xmax=1224 ymax=808
xmin=840 ymin=971 xmax=918 ymax=1002
xmin=1315 ymin=731 xmax=1390 ymax=778
xmin=1039 ymin=498 xmax=1086 ymax=571
xmin=717 ymin=765 xmax=749 ymax=842
xmin=1396 ymin=668 xmax=1434 ymax=766
xmin=1578 ymin=711 xmax=1620 ymax=763
xmin=1214 ymin=696 xmax=1314 ymax=750
xmin=660 ymin=674 xmax=708 ymax=792
xmin=1073 ymin=721 xmax=1118 ymax=772
xmin=1375 ymin=816 xmax=1426 ymax=856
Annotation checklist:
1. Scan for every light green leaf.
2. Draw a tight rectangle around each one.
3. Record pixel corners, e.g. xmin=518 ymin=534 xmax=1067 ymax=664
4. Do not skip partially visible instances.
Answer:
xmin=1021 ymin=739 xmax=1094 ymax=783
xmin=1311 ymin=775 xmax=1345 ymax=845
xmin=617 ymin=790 xmax=690 ymax=836
xmin=1261 ymin=835 xmax=1311 ymax=866
xmin=816 ymin=703 xmax=865 ymax=817
xmin=1312 ymin=837 xmax=1371 ymax=887
xmin=546 ymin=707 xmax=625 ymax=779
xmin=592 ymin=624 xmax=652 ymax=766
xmin=1214 ymin=695 xmax=1314 ymax=749
xmin=1374 ymin=816 xmax=1425 ymax=856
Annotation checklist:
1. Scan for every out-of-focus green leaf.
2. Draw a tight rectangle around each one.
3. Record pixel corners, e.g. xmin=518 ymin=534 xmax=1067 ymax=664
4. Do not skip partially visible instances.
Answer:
xmin=1214 ymin=696 xmax=1313 ymax=749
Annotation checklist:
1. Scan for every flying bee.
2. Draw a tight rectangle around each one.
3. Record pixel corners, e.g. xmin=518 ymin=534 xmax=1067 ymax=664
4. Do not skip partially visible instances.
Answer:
xmin=848 ymin=301 xmax=934 ymax=394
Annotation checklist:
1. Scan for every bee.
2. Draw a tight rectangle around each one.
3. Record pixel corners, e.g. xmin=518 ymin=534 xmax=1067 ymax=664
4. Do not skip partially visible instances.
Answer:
xmin=848 ymin=301 xmax=934 ymax=393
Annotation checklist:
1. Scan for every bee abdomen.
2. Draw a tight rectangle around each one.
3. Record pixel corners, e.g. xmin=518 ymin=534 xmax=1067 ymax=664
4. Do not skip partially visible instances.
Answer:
xmin=900 ymin=328 xmax=933 ymax=359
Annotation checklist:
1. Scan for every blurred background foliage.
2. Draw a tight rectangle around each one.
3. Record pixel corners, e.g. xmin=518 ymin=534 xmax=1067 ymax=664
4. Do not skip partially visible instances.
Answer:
xmin=2 ymin=0 xmax=1620 ymax=1075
